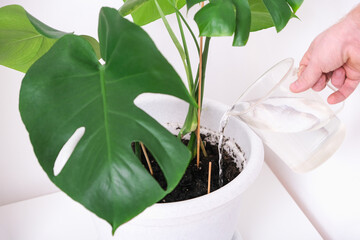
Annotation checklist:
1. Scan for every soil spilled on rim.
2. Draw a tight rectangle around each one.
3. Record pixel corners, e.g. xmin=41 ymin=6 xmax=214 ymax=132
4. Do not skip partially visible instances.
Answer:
xmin=134 ymin=133 xmax=242 ymax=203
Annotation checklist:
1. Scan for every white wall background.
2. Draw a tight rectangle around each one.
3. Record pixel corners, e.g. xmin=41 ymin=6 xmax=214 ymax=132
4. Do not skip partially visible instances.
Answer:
xmin=1 ymin=0 xmax=359 ymax=239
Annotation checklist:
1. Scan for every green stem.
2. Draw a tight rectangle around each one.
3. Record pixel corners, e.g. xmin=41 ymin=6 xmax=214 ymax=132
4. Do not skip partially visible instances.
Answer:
xmin=178 ymin=37 xmax=210 ymax=137
xmin=195 ymin=37 xmax=211 ymax=108
xmin=175 ymin=11 xmax=194 ymax=93
xmin=187 ymin=132 xmax=197 ymax=159
xmin=154 ymin=0 xmax=192 ymax=93
xmin=178 ymin=105 xmax=197 ymax=137
xmin=173 ymin=7 xmax=200 ymax=54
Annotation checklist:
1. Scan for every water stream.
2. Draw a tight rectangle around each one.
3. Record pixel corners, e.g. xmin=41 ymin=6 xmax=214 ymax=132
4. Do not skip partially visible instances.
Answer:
xmin=217 ymin=106 xmax=235 ymax=187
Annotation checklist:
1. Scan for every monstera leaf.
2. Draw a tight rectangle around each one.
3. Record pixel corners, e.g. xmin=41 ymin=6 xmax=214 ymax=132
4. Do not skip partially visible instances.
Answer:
xmin=194 ymin=0 xmax=251 ymax=46
xmin=120 ymin=0 xmax=186 ymax=26
xmin=249 ymin=0 xmax=275 ymax=31
xmin=251 ymin=0 xmax=303 ymax=31
xmin=0 ymin=4 xmax=100 ymax=73
xmin=19 ymin=7 xmax=195 ymax=232
xmin=286 ymin=0 xmax=303 ymax=13
xmin=194 ymin=0 xmax=303 ymax=46
xmin=186 ymin=0 xmax=204 ymax=11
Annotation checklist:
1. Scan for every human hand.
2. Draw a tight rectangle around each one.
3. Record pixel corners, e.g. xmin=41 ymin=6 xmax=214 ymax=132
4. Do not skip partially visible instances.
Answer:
xmin=290 ymin=5 xmax=360 ymax=104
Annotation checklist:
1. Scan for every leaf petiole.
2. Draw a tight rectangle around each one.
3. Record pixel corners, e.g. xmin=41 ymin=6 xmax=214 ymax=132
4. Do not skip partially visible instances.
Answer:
xmin=154 ymin=0 xmax=193 ymax=93
xmin=175 ymin=10 xmax=194 ymax=93
xmin=172 ymin=6 xmax=200 ymax=54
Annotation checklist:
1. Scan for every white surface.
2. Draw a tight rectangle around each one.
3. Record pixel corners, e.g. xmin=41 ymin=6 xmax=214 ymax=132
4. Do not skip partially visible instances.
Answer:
xmin=0 ymin=0 xmax=359 ymax=239
xmin=0 ymin=166 xmax=322 ymax=240
xmin=237 ymin=164 xmax=321 ymax=240
xmin=232 ymin=231 xmax=242 ymax=240
xmin=266 ymin=88 xmax=360 ymax=239
xmin=0 ymin=192 xmax=98 ymax=240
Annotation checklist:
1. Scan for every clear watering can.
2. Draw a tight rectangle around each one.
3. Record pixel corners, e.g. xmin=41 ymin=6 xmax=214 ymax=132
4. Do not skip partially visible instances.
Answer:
xmin=227 ymin=58 xmax=346 ymax=173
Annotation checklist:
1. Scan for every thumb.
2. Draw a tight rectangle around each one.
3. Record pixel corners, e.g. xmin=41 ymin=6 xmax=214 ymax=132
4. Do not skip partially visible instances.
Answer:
xmin=290 ymin=63 xmax=323 ymax=93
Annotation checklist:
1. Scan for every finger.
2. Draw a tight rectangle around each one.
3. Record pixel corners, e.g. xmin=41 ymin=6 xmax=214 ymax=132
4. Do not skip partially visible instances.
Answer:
xmin=290 ymin=63 xmax=323 ymax=93
xmin=331 ymin=67 xmax=346 ymax=88
xmin=312 ymin=73 xmax=327 ymax=91
xmin=327 ymin=78 xmax=360 ymax=104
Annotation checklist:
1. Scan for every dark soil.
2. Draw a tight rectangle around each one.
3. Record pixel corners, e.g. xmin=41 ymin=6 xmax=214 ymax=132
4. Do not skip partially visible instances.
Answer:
xmin=133 ymin=134 xmax=241 ymax=203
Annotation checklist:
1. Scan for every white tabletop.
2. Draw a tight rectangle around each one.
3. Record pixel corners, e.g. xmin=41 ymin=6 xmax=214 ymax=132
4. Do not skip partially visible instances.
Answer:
xmin=0 ymin=164 xmax=322 ymax=240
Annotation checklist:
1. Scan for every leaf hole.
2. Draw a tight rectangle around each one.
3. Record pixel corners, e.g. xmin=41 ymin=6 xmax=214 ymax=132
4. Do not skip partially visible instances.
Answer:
xmin=53 ymin=127 xmax=85 ymax=176
xmin=131 ymin=142 xmax=167 ymax=191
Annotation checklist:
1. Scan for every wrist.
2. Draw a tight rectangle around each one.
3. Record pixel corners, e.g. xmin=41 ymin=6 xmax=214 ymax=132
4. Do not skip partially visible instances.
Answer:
xmin=344 ymin=4 xmax=360 ymax=29
xmin=342 ymin=5 xmax=360 ymax=57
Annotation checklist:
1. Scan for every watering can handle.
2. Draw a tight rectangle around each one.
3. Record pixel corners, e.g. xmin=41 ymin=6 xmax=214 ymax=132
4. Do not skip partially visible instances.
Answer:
xmin=294 ymin=66 xmax=345 ymax=115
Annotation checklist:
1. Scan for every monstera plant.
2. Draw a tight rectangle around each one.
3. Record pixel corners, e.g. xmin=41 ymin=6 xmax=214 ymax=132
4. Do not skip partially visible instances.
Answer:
xmin=0 ymin=0 xmax=303 ymax=233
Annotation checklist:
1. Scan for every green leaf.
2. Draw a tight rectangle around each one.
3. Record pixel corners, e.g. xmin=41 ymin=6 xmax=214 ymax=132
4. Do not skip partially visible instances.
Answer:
xmin=194 ymin=0 xmax=251 ymax=46
xmin=232 ymin=0 xmax=251 ymax=46
xmin=186 ymin=0 xmax=204 ymax=11
xmin=286 ymin=0 xmax=303 ymax=13
xmin=122 ymin=0 xmax=186 ymax=26
xmin=19 ymin=7 xmax=194 ymax=232
xmin=0 ymin=4 xmax=100 ymax=73
xmin=119 ymin=0 xmax=150 ymax=17
xmin=193 ymin=0 xmax=303 ymax=45
xmin=262 ymin=0 xmax=292 ymax=32
xmin=80 ymin=35 xmax=101 ymax=60
xmin=194 ymin=0 xmax=236 ymax=37
xmin=249 ymin=0 xmax=274 ymax=31
xmin=0 ymin=4 xmax=67 ymax=72
xmin=25 ymin=11 xmax=68 ymax=39
xmin=249 ymin=0 xmax=303 ymax=32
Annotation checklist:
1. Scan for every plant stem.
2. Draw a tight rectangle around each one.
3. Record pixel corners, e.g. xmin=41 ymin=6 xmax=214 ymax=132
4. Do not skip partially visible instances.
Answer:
xmin=179 ymin=37 xmax=210 ymax=137
xmin=186 ymin=132 xmax=197 ymax=159
xmin=175 ymin=11 xmax=194 ymax=92
xmin=200 ymin=37 xmax=210 ymax=105
xmin=154 ymin=0 xmax=192 ymax=93
xmin=178 ymin=105 xmax=197 ymax=137
xmin=200 ymin=140 xmax=207 ymax=157
xmin=195 ymin=37 xmax=211 ymax=107
xmin=173 ymin=7 xmax=200 ymax=54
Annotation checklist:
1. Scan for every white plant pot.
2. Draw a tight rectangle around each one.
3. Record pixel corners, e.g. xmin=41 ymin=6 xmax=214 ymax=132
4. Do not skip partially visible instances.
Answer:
xmin=93 ymin=94 xmax=264 ymax=240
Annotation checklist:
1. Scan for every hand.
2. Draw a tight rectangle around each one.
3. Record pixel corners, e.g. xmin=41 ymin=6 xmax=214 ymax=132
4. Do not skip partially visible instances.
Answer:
xmin=290 ymin=5 xmax=360 ymax=104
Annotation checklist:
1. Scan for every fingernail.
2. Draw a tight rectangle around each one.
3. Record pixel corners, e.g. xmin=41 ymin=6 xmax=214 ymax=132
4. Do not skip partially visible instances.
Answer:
xmin=297 ymin=65 xmax=305 ymax=77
